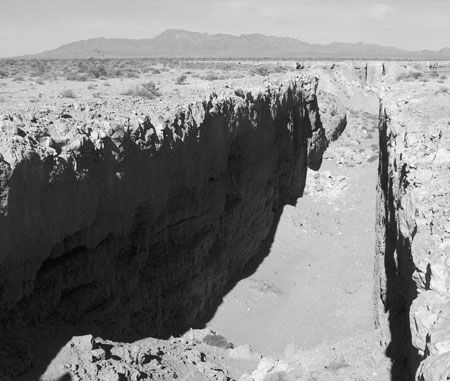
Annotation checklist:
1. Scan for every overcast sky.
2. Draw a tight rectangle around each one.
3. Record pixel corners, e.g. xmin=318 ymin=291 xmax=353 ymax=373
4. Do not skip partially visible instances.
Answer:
xmin=1 ymin=0 xmax=449 ymax=57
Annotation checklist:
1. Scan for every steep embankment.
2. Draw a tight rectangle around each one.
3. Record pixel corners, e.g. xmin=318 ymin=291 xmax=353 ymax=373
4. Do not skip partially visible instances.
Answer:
xmin=0 ymin=76 xmax=345 ymax=378
xmin=376 ymin=87 xmax=450 ymax=380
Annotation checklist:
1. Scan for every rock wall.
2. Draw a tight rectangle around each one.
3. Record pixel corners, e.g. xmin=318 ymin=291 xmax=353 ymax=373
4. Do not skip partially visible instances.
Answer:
xmin=375 ymin=95 xmax=450 ymax=380
xmin=0 ymin=77 xmax=344 ymax=377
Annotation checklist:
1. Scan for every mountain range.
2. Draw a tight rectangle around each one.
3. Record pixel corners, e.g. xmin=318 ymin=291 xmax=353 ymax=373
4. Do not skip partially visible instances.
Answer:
xmin=22 ymin=29 xmax=450 ymax=59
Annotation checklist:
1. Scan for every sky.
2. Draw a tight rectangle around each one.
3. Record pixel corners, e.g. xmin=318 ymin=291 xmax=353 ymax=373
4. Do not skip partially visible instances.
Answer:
xmin=0 ymin=0 xmax=449 ymax=57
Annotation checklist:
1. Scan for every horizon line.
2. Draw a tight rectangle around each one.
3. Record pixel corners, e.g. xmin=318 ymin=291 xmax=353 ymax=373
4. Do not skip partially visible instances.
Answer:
xmin=2 ymin=28 xmax=449 ymax=59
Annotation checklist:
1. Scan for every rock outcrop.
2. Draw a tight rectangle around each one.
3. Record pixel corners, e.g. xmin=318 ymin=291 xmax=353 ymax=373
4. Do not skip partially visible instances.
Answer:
xmin=41 ymin=329 xmax=259 ymax=381
xmin=0 ymin=76 xmax=345 ymax=378
xmin=375 ymin=90 xmax=450 ymax=380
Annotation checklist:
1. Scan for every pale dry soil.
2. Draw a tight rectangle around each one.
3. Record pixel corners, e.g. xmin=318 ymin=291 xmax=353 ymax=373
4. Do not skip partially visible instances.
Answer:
xmin=207 ymin=159 xmax=376 ymax=352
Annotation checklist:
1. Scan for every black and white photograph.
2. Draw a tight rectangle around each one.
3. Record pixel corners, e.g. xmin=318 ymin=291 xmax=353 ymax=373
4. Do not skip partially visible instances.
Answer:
xmin=0 ymin=1 xmax=449 ymax=380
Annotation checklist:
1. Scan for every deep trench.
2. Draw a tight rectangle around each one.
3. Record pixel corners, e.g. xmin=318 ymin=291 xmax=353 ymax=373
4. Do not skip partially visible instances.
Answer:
xmin=4 ymin=88 xmax=414 ymax=381
xmin=201 ymin=105 xmax=385 ymax=355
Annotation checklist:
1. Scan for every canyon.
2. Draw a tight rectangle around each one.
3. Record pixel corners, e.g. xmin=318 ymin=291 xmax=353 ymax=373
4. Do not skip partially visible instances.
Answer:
xmin=0 ymin=59 xmax=449 ymax=380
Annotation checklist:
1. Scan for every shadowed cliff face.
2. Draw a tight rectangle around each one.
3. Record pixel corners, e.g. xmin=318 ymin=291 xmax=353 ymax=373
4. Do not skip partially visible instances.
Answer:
xmin=0 ymin=77 xmax=345 ymax=377
xmin=375 ymin=87 xmax=450 ymax=380
xmin=375 ymin=106 xmax=419 ymax=380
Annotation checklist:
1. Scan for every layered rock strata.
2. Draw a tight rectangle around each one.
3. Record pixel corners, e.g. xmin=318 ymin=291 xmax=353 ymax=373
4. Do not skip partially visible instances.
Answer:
xmin=0 ymin=76 xmax=345 ymax=378
xmin=375 ymin=93 xmax=450 ymax=380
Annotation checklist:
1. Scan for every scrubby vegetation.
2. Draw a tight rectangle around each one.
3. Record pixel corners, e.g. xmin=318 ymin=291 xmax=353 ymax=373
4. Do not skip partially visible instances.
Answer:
xmin=396 ymin=71 xmax=423 ymax=81
xmin=202 ymin=333 xmax=234 ymax=349
xmin=0 ymin=58 xmax=296 ymax=84
xmin=122 ymin=81 xmax=161 ymax=99
xmin=435 ymin=86 xmax=449 ymax=95
xmin=396 ymin=69 xmax=450 ymax=83
xmin=198 ymin=71 xmax=221 ymax=81
xmin=0 ymin=58 xmax=162 ymax=81
xmin=175 ymin=74 xmax=187 ymax=85
xmin=59 ymin=89 xmax=76 ymax=98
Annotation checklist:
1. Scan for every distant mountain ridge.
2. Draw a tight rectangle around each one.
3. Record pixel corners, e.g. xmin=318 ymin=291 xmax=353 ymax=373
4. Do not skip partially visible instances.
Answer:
xmin=22 ymin=29 xmax=450 ymax=59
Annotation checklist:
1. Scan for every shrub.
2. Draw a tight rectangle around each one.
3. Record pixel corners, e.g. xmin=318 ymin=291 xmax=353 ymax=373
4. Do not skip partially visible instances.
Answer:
xmin=250 ymin=66 xmax=270 ymax=76
xmin=430 ymin=71 xmax=439 ymax=78
xmin=202 ymin=333 xmax=233 ymax=349
xmin=122 ymin=81 xmax=161 ymax=99
xmin=65 ymin=71 xmax=88 ymax=81
xmin=175 ymin=74 xmax=187 ymax=85
xmin=87 ymin=65 xmax=107 ymax=78
xmin=59 ymin=89 xmax=76 ymax=98
xmin=112 ymin=68 xmax=122 ymax=77
xmin=201 ymin=71 xmax=220 ymax=81
xmin=435 ymin=86 xmax=449 ymax=95
xmin=396 ymin=71 xmax=423 ymax=81
xmin=272 ymin=65 xmax=288 ymax=73
xmin=125 ymin=71 xmax=139 ymax=78
xmin=30 ymin=64 xmax=48 ymax=77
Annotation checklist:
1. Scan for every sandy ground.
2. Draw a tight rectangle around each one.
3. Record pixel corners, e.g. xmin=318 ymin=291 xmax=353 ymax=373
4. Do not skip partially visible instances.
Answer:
xmin=207 ymin=109 xmax=379 ymax=355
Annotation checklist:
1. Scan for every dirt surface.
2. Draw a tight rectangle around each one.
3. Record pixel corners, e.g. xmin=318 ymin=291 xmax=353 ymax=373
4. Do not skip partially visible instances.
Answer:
xmin=207 ymin=121 xmax=378 ymax=354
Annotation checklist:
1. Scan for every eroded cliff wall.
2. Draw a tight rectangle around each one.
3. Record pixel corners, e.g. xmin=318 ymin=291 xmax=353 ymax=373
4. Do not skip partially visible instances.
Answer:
xmin=0 ymin=77 xmax=344 ymax=377
xmin=375 ymin=93 xmax=450 ymax=380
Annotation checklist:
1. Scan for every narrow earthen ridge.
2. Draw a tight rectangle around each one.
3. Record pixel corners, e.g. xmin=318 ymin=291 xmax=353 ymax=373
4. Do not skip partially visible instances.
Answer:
xmin=0 ymin=76 xmax=345 ymax=377
xmin=375 ymin=96 xmax=450 ymax=380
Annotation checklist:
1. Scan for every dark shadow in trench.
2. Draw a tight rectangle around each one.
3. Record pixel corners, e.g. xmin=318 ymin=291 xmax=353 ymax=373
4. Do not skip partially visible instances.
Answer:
xmin=6 ymin=132 xmax=310 ymax=381
xmin=378 ymin=116 xmax=421 ymax=380
xmin=8 ymin=204 xmax=290 ymax=381
xmin=193 ymin=207 xmax=285 ymax=329
xmin=384 ymin=231 xmax=421 ymax=380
